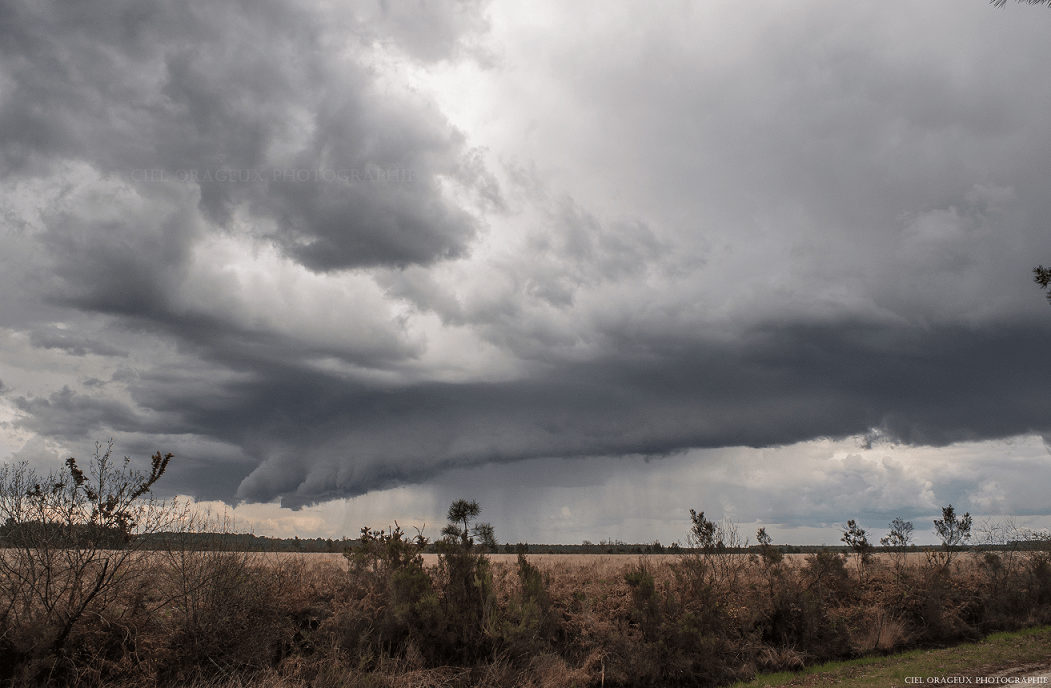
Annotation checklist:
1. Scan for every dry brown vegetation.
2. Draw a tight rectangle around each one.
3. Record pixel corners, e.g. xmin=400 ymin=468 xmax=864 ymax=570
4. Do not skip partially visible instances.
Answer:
xmin=3 ymin=450 xmax=1051 ymax=687
xmin=2 ymin=537 xmax=1051 ymax=687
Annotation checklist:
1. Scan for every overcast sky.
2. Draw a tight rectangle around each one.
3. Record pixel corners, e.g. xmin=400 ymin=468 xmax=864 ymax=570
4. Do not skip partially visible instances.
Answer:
xmin=1 ymin=0 xmax=1049 ymax=546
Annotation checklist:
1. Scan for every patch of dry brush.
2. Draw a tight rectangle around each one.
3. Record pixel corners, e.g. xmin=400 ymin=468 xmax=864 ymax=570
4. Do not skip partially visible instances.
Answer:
xmin=2 ymin=452 xmax=1050 ymax=687
xmin=3 ymin=537 xmax=1051 ymax=687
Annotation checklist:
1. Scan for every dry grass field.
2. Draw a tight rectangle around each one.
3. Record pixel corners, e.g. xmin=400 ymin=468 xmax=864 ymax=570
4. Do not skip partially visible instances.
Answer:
xmin=2 ymin=461 xmax=1048 ymax=688
xmin=5 ymin=446 xmax=1049 ymax=686
xmin=2 ymin=540 xmax=1051 ymax=687
xmin=275 ymin=551 xmax=940 ymax=568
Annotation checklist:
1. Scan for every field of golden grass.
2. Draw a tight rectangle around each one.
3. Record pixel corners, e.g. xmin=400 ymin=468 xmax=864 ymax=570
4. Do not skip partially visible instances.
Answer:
xmin=4 ymin=544 xmax=1051 ymax=687
xmin=264 ymin=550 xmax=965 ymax=568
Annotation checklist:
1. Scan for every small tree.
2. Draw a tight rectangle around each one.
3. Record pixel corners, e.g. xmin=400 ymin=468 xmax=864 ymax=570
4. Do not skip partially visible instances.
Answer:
xmin=755 ymin=527 xmax=783 ymax=566
xmin=881 ymin=517 xmax=914 ymax=550
xmin=342 ymin=521 xmax=438 ymax=659
xmin=345 ymin=522 xmax=429 ymax=579
xmin=1035 ymin=265 xmax=1051 ymax=304
xmin=841 ymin=520 xmax=874 ymax=582
xmin=436 ymin=499 xmax=497 ymax=660
xmin=679 ymin=509 xmax=747 ymax=627
xmin=473 ymin=522 xmax=498 ymax=553
xmin=689 ymin=509 xmax=722 ymax=552
xmin=754 ymin=527 xmax=783 ymax=599
xmin=880 ymin=517 xmax=914 ymax=574
xmin=440 ymin=498 xmax=496 ymax=551
xmin=933 ymin=504 xmax=972 ymax=568
xmin=683 ymin=510 xmax=747 ymax=593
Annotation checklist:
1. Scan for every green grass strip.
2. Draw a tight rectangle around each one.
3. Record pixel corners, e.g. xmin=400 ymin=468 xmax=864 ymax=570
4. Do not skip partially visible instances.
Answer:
xmin=732 ymin=626 xmax=1051 ymax=687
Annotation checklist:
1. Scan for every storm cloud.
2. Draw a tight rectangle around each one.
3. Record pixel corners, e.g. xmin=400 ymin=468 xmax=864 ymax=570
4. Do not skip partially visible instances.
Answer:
xmin=1 ymin=0 xmax=1049 ymax=530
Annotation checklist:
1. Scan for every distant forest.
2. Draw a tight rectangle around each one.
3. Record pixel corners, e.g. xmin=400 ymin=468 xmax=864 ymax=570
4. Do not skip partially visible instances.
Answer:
xmin=52 ymin=528 xmax=1041 ymax=555
xmin=5 ymin=517 xmax=1040 ymax=555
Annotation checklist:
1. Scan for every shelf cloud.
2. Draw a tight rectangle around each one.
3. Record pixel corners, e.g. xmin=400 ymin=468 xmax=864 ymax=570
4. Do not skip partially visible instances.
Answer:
xmin=1 ymin=0 xmax=1049 ymax=536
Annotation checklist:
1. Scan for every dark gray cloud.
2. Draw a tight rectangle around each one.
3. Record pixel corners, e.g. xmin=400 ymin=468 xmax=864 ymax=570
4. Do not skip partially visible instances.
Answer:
xmin=2 ymin=0 xmax=1051 ymax=526
xmin=231 ymin=321 xmax=1051 ymax=507
xmin=14 ymin=386 xmax=144 ymax=440
xmin=13 ymin=318 xmax=1049 ymax=508
xmin=28 ymin=330 xmax=128 ymax=358
xmin=0 ymin=0 xmax=482 ymax=273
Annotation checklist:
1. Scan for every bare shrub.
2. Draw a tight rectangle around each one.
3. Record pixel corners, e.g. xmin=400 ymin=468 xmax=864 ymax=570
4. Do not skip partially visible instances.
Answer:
xmin=681 ymin=510 xmax=749 ymax=595
xmin=881 ymin=517 xmax=914 ymax=576
xmin=156 ymin=555 xmax=298 ymax=681
xmin=1023 ymin=532 xmax=1051 ymax=617
xmin=841 ymin=520 xmax=874 ymax=584
xmin=970 ymin=518 xmax=1051 ymax=629
xmin=933 ymin=504 xmax=972 ymax=569
xmin=972 ymin=517 xmax=1031 ymax=628
xmin=753 ymin=561 xmax=851 ymax=662
xmin=892 ymin=560 xmax=978 ymax=644
xmin=802 ymin=550 xmax=851 ymax=605
xmin=0 ymin=441 xmax=178 ymax=680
